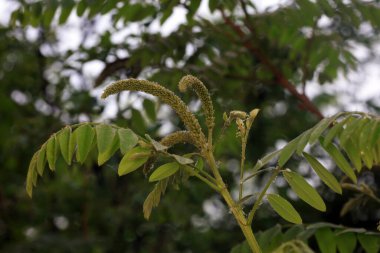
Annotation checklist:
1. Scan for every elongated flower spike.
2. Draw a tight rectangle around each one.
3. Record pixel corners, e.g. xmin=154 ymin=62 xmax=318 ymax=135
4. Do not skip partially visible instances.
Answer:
xmin=160 ymin=131 xmax=198 ymax=149
xmin=101 ymin=79 xmax=206 ymax=149
xmin=178 ymin=75 xmax=215 ymax=140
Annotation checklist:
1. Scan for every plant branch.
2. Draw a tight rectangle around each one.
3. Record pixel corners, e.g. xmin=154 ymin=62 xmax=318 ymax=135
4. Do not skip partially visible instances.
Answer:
xmin=220 ymin=10 xmax=324 ymax=119
xmin=205 ymin=148 xmax=262 ymax=253
xmin=182 ymin=165 xmax=220 ymax=192
xmin=247 ymin=166 xmax=281 ymax=224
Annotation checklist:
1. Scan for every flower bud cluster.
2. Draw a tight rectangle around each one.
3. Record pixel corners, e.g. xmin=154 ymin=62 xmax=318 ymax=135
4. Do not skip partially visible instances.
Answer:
xmin=160 ymin=131 xmax=198 ymax=149
xmin=178 ymin=75 xmax=215 ymax=132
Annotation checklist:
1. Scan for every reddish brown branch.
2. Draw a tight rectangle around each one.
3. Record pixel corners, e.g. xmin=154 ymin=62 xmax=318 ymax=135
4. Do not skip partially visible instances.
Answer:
xmin=220 ymin=11 xmax=324 ymax=119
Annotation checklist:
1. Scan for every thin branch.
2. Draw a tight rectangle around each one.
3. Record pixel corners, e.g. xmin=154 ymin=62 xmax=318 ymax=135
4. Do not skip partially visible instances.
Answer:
xmin=247 ymin=166 xmax=281 ymax=224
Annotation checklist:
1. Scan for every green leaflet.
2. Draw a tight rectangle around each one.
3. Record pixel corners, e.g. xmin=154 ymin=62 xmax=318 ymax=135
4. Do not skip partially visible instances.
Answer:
xmin=309 ymin=117 xmax=334 ymax=145
xmin=43 ymin=1 xmax=58 ymax=26
xmin=230 ymin=241 xmax=250 ymax=253
xmin=342 ymin=138 xmax=362 ymax=172
xmin=96 ymin=125 xmax=116 ymax=154
xmin=336 ymin=232 xmax=357 ymax=253
xmin=143 ymin=99 xmax=156 ymax=121
xmin=369 ymin=120 xmax=380 ymax=149
xmin=143 ymin=179 xmax=169 ymax=220
xmin=296 ymin=129 xmax=312 ymax=155
xmin=59 ymin=0 xmax=75 ymax=24
xmin=278 ymin=135 xmax=302 ymax=167
xmin=118 ymin=146 xmax=151 ymax=176
xmin=283 ymin=170 xmax=326 ymax=212
xmin=74 ymin=124 xmax=95 ymax=164
xmin=252 ymin=149 xmax=281 ymax=173
xmin=57 ymin=126 xmax=72 ymax=164
xmin=149 ymin=162 xmax=180 ymax=182
xmin=315 ymin=228 xmax=336 ymax=253
xmin=46 ymin=135 xmax=59 ymax=171
xmin=195 ymin=158 xmax=203 ymax=171
xmin=26 ymin=152 xmax=38 ymax=197
xmin=339 ymin=117 xmax=363 ymax=147
xmin=267 ymin=194 xmax=302 ymax=224
xmin=171 ymin=154 xmax=194 ymax=165
xmin=273 ymin=240 xmax=314 ymax=253
xmin=76 ymin=0 xmax=86 ymax=16
xmin=118 ymin=128 xmax=138 ymax=154
xmin=359 ymin=119 xmax=374 ymax=152
xmin=319 ymin=137 xmax=357 ymax=183
xmin=323 ymin=116 xmax=351 ymax=146
xmin=96 ymin=125 xmax=119 ymax=165
xmin=145 ymin=134 xmax=168 ymax=151
xmin=357 ymin=234 xmax=380 ymax=253
xmin=36 ymin=144 xmax=46 ymax=176
xmin=303 ymin=152 xmax=342 ymax=194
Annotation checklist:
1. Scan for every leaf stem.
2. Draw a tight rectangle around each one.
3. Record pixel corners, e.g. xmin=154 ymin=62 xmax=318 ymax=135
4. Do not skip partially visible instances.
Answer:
xmin=243 ymin=167 xmax=276 ymax=183
xmin=247 ymin=166 xmax=281 ymax=224
xmin=181 ymin=165 xmax=220 ymax=192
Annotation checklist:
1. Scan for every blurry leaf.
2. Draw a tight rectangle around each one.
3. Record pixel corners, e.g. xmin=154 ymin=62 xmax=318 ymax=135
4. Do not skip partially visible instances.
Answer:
xmin=315 ymin=228 xmax=336 ymax=253
xmin=340 ymin=196 xmax=362 ymax=217
xmin=118 ymin=146 xmax=151 ymax=176
xmin=296 ymin=129 xmax=312 ymax=155
xmin=36 ymin=144 xmax=46 ymax=176
xmin=26 ymin=152 xmax=38 ymax=197
xmin=57 ymin=126 xmax=72 ymax=164
xmin=143 ymin=99 xmax=156 ymax=121
xmin=171 ymin=154 xmax=194 ymax=165
xmin=209 ymin=0 xmax=222 ymax=13
xmin=46 ymin=135 xmax=59 ymax=171
xmin=145 ymin=134 xmax=168 ymax=151
xmin=336 ymin=232 xmax=357 ymax=253
xmin=319 ymin=137 xmax=357 ymax=183
xmin=303 ymin=152 xmax=342 ymax=194
xmin=143 ymin=179 xmax=169 ymax=219
xmin=195 ymin=158 xmax=203 ymax=170
xmin=131 ymin=108 xmax=146 ymax=135
xmin=149 ymin=162 xmax=179 ymax=182
xmin=76 ymin=0 xmax=87 ymax=16
xmin=283 ymin=170 xmax=326 ymax=211
xmin=342 ymin=138 xmax=362 ymax=172
xmin=252 ymin=149 xmax=281 ymax=172
xmin=160 ymin=0 xmax=178 ymax=24
xmin=43 ymin=1 xmax=58 ymax=26
xmin=59 ymin=0 xmax=75 ymax=25
xmin=278 ymin=135 xmax=302 ymax=167
xmin=282 ymin=225 xmax=305 ymax=242
xmin=96 ymin=125 xmax=118 ymax=165
xmin=118 ymin=128 xmax=138 ymax=154
xmin=230 ymin=241 xmax=250 ymax=253
xmin=369 ymin=120 xmax=380 ymax=149
xmin=339 ymin=117 xmax=363 ymax=147
xmin=357 ymin=234 xmax=380 ymax=253
xmin=324 ymin=116 xmax=351 ymax=146
xmin=187 ymin=0 xmax=201 ymax=20
xmin=74 ymin=124 xmax=95 ymax=164
xmin=257 ymin=224 xmax=283 ymax=252
xmin=309 ymin=116 xmax=335 ymax=145
xmin=267 ymin=194 xmax=302 ymax=224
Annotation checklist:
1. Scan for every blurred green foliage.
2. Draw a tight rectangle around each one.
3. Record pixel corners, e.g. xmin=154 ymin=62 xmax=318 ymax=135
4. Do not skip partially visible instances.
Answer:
xmin=1 ymin=0 xmax=380 ymax=252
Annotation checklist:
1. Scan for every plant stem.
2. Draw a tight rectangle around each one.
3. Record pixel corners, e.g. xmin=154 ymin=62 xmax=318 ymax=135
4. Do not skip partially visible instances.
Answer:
xmin=181 ymin=165 xmax=220 ymax=192
xmin=205 ymin=149 xmax=262 ymax=253
xmin=247 ymin=167 xmax=281 ymax=224
xmin=239 ymin=132 xmax=249 ymax=200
